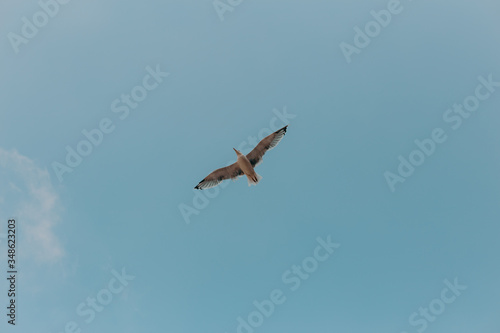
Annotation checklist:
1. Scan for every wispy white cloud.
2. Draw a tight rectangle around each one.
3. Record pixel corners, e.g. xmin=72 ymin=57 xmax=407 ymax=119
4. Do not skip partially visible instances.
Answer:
xmin=0 ymin=148 xmax=64 ymax=263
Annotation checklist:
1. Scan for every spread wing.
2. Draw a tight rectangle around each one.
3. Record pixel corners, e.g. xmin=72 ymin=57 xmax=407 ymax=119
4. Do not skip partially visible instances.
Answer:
xmin=246 ymin=125 xmax=288 ymax=167
xmin=194 ymin=162 xmax=243 ymax=190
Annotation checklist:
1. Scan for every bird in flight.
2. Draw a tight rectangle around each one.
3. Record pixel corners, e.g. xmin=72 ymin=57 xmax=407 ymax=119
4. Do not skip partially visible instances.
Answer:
xmin=194 ymin=125 xmax=288 ymax=190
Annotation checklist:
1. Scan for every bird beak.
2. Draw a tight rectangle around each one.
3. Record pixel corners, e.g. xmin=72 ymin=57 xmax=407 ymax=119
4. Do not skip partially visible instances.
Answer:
xmin=233 ymin=148 xmax=237 ymax=153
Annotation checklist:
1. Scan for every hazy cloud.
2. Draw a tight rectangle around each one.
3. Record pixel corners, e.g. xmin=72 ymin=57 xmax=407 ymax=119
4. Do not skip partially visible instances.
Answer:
xmin=0 ymin=148 xmax=64 ymax=263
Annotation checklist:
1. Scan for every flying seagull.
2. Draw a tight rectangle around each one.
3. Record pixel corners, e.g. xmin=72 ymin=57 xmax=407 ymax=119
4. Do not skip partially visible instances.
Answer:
xmin=194 ymin=125 xmax=288 ymax=190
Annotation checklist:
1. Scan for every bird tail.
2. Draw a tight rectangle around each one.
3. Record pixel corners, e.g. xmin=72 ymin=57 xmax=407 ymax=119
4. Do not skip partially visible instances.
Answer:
xmin=247 ymin=173 xmax=263 ymax=186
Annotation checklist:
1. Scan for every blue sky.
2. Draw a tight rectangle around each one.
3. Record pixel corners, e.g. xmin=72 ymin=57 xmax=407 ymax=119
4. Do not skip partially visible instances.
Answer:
xmin=0 ymin=0 xmax=499 ymax=332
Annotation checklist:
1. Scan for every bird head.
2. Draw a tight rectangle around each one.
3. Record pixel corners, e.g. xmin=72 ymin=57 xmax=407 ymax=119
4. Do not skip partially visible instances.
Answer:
xmin=233 ymin=148 xmax=242 ymax=156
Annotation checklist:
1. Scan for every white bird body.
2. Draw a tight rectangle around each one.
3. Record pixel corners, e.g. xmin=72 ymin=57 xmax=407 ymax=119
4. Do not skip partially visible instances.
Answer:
xmin=194 ymin=125 xmax=288 ymax=190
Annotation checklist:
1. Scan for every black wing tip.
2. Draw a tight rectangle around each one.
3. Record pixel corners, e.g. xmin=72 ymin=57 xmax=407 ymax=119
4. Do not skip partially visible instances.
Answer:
xmin=194 ymin=179 xmax=204 ymax=190
xmin=276 ymin=125 xmax=288 ymax=134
